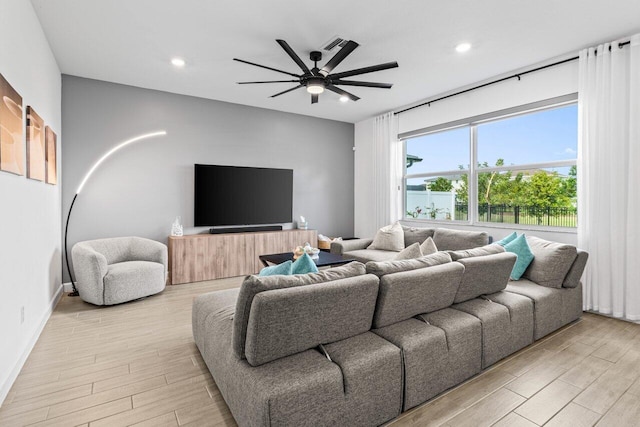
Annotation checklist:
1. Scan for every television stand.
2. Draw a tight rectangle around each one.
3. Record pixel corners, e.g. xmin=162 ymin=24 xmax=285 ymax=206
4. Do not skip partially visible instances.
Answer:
xmin=168 ymin=229 xmax=317 ymax=284
xmin=209 ymin=225 xmax=282 ymax=234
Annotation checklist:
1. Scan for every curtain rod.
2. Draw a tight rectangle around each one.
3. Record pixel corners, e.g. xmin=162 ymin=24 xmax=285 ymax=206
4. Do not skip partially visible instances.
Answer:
xmin=394 ymin=40 xmax=631 ymax=116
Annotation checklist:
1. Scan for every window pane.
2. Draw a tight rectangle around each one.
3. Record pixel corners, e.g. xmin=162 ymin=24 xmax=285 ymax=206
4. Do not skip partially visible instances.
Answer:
xmin=476 ymin=166 xmax=577 ymax=227
xmin=406 ymin=174 xmax=468 ymax=221
xmin=477 ymin=104 xmax=577 ymax=167
xmin=405 ymin=127 xmax=470 ymax=174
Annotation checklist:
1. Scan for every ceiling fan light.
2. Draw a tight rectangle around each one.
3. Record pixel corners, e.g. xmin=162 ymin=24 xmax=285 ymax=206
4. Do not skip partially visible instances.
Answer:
xmin=307 ymin=83 xmax=325 ymax=94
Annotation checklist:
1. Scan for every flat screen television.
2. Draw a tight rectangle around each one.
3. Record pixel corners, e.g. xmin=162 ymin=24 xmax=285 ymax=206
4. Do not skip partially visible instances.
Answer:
xmin=194 ymin=164 xmax=293 ymax=227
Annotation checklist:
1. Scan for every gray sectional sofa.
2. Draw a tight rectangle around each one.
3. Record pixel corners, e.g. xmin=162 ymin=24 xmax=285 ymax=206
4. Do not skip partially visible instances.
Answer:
xmin=192 ymin=228 xmax=588 ymax=427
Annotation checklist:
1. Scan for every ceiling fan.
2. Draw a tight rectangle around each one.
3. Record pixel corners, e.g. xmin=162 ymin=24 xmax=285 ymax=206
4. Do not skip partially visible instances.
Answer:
xmin=234 ymin=39 xmax=398 ymax=104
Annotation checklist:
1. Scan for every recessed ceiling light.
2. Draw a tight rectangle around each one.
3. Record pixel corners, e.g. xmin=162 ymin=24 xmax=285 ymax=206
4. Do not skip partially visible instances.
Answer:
xmin=455 ymin=43 xmax=472 ymax=53
xmin=340 ymin=96 xmax=349 ymax=103
xmin=171 ymin=57 xmax=186 ymax=67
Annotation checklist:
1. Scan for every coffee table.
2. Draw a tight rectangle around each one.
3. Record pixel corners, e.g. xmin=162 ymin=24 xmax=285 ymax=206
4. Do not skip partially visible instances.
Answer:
xmin=259 ymin=251 xmax=355 ymax=268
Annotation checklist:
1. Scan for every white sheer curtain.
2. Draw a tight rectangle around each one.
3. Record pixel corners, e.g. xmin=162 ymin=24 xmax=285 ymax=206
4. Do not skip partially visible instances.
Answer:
xmin=578 ymin=34 xmax=640 ymax=321
xmin=372 ymin=112 xmax=403 ymax=230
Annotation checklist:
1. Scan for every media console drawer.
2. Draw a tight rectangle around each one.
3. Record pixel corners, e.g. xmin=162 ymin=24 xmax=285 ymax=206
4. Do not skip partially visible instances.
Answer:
xmin=168 ymin=229 xmax=317 ymax=284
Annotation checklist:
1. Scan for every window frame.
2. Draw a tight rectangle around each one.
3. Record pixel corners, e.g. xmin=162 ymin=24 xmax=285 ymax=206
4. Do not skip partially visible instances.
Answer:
xmin=401 ymin=94 xmax=578 ymax=233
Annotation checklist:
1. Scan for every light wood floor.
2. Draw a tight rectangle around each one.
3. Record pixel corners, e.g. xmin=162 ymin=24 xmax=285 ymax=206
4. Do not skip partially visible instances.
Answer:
xmin=1 ymin=280 xmax=639 ymax=427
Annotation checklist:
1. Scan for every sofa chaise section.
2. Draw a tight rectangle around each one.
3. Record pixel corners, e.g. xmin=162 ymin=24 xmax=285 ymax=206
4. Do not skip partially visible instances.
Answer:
xmin=192 ymin=263 xmax=403 ymax=427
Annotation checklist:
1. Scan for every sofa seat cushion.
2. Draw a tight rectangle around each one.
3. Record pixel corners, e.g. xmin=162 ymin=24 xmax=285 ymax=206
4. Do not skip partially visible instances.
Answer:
xmin=452 ymin=292 xmax=533 ymax=368
xmin=453 ymin=252 xmax=517 ymax=303
xmin=193 ymin=296 xmax=402 ymax=427
xmin=373 ymin=262 xmax=464 ymax=328
xmin=506 ymin=280 xmax=564 ymax=340
xmin=344 ymin=248 xmax=398 ymax=263
xmin=373 ymin=308 xmax=481 ymax=410
xmin=103 ymin=261 xmax=165 ymax=305
xmin=233 ymin=262 xmax=366 ymax=359
xmin=433 ymin=228 xmax=489 ymax=251
xmin=523 ymin=236 xmax=578 ymax=288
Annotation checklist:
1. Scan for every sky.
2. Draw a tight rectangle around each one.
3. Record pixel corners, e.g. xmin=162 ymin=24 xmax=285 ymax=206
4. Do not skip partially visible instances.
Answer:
xmin=405 ymin=104 xmax=578 ymax=175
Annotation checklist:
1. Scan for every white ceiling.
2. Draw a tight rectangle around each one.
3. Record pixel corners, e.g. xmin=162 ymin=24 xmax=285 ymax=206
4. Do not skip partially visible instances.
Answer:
xmin=30 ymin=0 xmax=640 ymax=124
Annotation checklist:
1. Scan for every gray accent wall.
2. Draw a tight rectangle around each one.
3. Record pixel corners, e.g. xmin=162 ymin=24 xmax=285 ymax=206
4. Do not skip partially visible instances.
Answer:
xmin=62 ymin=75 xmax=354 ymax=282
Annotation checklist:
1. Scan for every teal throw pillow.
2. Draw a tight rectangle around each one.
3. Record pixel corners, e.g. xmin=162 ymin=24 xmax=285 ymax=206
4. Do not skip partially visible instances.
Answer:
xmin=292 ymin=252 xmax=319 ymax=275
xmin=503 ymin=234 xmax=534 ymax=280
xmin=496 ymin=231 xmax=518 ymax=246
xmin=259 ymin=260 xmax=293 ymax=276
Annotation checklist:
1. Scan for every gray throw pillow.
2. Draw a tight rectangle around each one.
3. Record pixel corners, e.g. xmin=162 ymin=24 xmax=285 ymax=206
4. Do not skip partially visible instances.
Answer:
xmin=420 ymin=237 xmax=438 ymax=255
xmin=394 ymin=242 xmax=423 ymax=260
xmin=366 ymin=251 xmax=452 ymax=277
xmin=367 ymin=222 xmax=405 ymax=252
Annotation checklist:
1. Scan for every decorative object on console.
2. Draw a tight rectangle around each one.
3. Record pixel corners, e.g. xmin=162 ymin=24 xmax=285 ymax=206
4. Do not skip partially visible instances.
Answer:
xmin=45 ymin=126 xmax=57 ymax=185
xmin=318 ymin=234 xmax=342 ymax=250
xmin=0 ymin=73 xmax=24 ymax=176
xmin=64 ymin=130 xmax=167 ymax=296
xmin=298 ymin=215 xmax=308 ymax=229
xmin=26 ymin=106 xmax=45 ymax=181
xmin=234 ymin=39 xmax=398 ymax=104
xmin=170 ymin=216 xmax=183 ymax=236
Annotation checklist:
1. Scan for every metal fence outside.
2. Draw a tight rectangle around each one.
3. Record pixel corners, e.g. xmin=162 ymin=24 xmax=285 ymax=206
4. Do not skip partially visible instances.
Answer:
xmin=454 ymin=203 xmax=577 ymax=227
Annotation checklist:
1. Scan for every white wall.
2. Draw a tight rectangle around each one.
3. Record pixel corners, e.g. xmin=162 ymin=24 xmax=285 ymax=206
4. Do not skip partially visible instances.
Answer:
xmin=0 ymin=0 xmax=62 ymax=404
xmin=355 ymin=59 xmax=578 ymax=245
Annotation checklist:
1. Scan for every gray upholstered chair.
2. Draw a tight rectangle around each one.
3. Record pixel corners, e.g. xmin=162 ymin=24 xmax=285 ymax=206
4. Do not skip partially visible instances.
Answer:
xmin=71 ymin=236 xmax=168 ymax=305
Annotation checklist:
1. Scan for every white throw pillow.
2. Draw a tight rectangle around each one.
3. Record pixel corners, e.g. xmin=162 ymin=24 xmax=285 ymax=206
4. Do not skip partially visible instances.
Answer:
xmin=420 ymin=237 xmax=438 ymax=255
xmin=367 ymin=222 xmax=405 ymax=252
xmin=394 ymin=242 xmax=423 ymax=260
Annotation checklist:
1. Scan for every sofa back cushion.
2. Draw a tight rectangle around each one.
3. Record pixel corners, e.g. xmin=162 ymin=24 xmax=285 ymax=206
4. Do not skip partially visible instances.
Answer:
xmin=366 ymin=252 xmax=452 ymax=277
xmin=522 ymin=236 xmax=578 ymax=288
xmin=402 ymin=226 xmax=435 ymax=247
xmin=448 ymin=243 xmax=505 ymax=261
xmin=232 ymin=262 xmax=366 ymax=359
xmin=373 ymin=262 xmax=465 ymax=328
xmin=562 ymin=250 xmax=589 ymax=288
xmin=453 ymin=252 xmax=517 ymax=303
xmin=433 ymin=228 xmax=489 ymax=251
xmin=244 ymin=274 xmax=379 ymax=366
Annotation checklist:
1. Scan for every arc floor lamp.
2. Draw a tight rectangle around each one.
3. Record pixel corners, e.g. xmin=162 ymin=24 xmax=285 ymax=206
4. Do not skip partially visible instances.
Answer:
xmin=64 ymin=130 xmax=167 ymax=296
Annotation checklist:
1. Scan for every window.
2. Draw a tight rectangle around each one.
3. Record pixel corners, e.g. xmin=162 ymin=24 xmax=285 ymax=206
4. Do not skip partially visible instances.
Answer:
xmin=403 ymin=101 xmax=578 ymax=229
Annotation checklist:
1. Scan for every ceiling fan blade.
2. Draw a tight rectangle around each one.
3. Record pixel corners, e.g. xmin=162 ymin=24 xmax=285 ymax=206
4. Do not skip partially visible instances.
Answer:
xmin=233 ymin=58 xmax=300 ymax=78
xmin=320 ymin=40 xmax=359 ymax=75
xmin=276 ymin=40 xmax=311 ymax=74
xmin=270 ymin=85 xmax=303 ymax=98
xmin=311 ymin=94 xmax=319 ymax=104
xmin=328 ymin=61 xmax=399 ymax=79
xmin=331 ymin=80 xmax=393 ymax=89
xmin=238 ymin=80 xmax=300 ymax=84
xmin=326 ymin=85 xmax=360 ymax=101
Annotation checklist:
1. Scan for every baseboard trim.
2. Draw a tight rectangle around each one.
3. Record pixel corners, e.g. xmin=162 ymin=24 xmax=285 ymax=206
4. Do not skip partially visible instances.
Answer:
xmin=0 ymin=284 xmax=64 ymax=406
